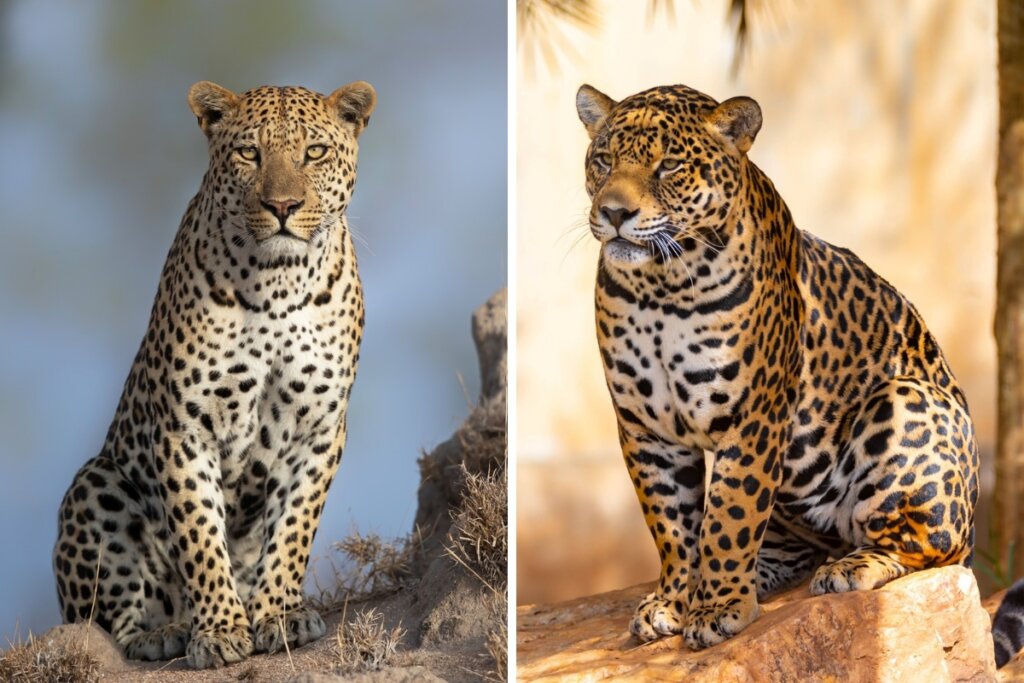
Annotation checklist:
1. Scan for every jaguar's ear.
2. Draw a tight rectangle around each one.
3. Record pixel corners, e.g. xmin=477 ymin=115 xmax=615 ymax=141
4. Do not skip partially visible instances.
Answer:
xmin=707 ymin=96 xmax=762 ymax=153
xmin=188 ymin=81 xmax=239 ymax=137
xmin=576 ymin=84 xmax=617 ymax=139
xmin=328 ymin=81 xmax=376 ymax=137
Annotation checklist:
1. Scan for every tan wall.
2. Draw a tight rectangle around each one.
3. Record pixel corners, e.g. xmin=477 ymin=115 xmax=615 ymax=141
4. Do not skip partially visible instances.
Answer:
xmin=517 ymin=0 xmax=997 ymax=604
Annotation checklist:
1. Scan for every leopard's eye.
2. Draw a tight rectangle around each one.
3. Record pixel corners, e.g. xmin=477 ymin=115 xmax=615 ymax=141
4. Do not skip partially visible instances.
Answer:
xmin=658 ymin=157 xmax=682 ymax=175
xmin=237 ymin=146 xmax=259 ymax=163
xmin=593 ymin=152 xmax=612 ymax=169
xmin=305 ymin=144 xmax=328 ymax=162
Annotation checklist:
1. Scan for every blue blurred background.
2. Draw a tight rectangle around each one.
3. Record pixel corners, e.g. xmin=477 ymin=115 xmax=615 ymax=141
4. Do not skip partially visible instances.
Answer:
xmin=0 ymin=0 xmax=506 ymax=638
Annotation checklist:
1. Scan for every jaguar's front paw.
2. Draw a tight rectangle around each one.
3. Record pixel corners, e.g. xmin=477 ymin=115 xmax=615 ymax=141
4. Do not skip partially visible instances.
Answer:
xmin=682 ymin=599 xmax=758 ymax=650
xmin=186 ymin=624 xmax=253 ymax=669
xmin=253 ymin=605 xmax=326 ymax=654
xmin=629 ymin=591 xmax=686 ymax=642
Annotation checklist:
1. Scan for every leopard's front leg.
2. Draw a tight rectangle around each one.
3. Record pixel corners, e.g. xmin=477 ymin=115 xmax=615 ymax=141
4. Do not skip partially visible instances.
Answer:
xmin=159 ymin=433 xmax=253 ymax=669
xmin=619 ymin=425 xmax=705 ymax=642
xmin=247 ymin=423 xmax=346 ymax=654
xmin=683 ymin=435 xmax=782 ymax=650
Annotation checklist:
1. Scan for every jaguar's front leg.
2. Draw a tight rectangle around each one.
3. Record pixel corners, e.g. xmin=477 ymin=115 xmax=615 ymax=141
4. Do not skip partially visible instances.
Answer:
xmin=683 ymin=436 xmax=781 ymax=650
xmin=248 ymin=425 xmax=346 ymax=654
xmin=619 ymin=425 xmax=705 ymax=642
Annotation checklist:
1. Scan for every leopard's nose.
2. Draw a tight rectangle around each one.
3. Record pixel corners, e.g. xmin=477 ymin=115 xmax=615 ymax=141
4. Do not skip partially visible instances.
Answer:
xmin=261 ymin=198 xmax=304 ymax=227
xmin=600 ymin=205 xmax=639 ymax=229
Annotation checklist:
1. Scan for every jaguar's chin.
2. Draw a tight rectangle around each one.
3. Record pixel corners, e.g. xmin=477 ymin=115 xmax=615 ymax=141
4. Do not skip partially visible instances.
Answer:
xmin=602 ymin=237 xmax=654 ymax=266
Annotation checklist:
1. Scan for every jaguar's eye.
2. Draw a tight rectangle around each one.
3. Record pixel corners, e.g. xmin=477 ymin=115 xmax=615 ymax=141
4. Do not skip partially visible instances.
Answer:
xmin=305 ymin=144 xmax=328 ymax=162
xmin=237 ymin=146 xmax=259 ymax=163
xmin=593 ymin=152 xmax=612 ymax=169
xmin=658 ymin=157 xmax=682 ymax=175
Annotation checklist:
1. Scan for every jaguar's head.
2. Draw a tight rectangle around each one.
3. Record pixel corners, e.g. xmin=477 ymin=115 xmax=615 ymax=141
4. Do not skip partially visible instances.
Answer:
xmin=576 ymin=83 xmax=761 ymax=268
xmin=188 ymin=81 xmax=376 ymax=255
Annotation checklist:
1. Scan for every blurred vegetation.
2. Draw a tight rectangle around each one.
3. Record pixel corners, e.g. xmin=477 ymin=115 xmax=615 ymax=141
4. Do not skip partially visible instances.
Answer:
xmin=517 ymin=0 xmax=757 ymax=73
xmin=994 ymin=0 xmax=1024 ymax=589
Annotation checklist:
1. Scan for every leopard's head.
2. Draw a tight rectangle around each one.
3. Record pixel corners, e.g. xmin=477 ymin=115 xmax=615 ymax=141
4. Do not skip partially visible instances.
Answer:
xmin=188 ymin=81 xmax=375 ymax=256
xmin=576 ymin=83 xmax=761 ymax=268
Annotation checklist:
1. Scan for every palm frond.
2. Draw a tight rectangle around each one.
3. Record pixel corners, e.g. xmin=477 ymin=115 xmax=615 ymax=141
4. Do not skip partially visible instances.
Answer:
xmin=517 ymin=0 xmax=598 ymax=74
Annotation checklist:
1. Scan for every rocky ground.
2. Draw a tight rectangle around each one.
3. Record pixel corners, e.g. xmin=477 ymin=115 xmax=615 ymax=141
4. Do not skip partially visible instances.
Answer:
xmin=0 ymin=290 xmax=507 ymax=683
xmin=518 ymin=565 xmax=1024 ymax=682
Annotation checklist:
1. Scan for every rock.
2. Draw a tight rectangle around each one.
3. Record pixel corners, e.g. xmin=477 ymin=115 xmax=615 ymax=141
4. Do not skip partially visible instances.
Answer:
xmin=517 ymin=565 xmax=996 ymax=682
xmin=36 ymin=622 xmax=128 ymax=673
xmin=287 ymin=666 xmax=446 ymax=682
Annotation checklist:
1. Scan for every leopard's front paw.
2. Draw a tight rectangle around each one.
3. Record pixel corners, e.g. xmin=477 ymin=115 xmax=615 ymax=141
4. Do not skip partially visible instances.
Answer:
xmin=253 ymin=605 xmax=326 ymax=654
xmin=682 ymin=599 xmax=758 ymax=650
xmin=122 ymin=621 xmax=190 ymax=661
xmin=186 ymin=624 xmax=253 ymax=669
xmin=629 ymin=591 xmax=686 ymax=642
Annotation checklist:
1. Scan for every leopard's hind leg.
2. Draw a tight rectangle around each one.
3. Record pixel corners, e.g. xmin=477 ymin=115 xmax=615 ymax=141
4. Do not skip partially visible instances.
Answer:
xmin=810 ymin=377 xmax=977 ymax=595
xmin=54 ymin=455 xmax=188 ymax=660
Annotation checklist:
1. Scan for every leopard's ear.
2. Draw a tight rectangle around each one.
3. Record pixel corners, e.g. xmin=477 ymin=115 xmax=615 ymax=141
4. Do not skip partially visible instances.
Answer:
xmin=707 ymin=96 xmax=762 ymax=153
xmin=188 ymin=81 xmax=239 ymax=137
xmin=328 ymin=81 xmax=376 ymax=137
xmin=576 ymin=84 xmax=617 ymax=139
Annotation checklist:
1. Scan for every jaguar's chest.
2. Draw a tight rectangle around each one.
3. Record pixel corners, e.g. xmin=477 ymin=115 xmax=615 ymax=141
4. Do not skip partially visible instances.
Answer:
xmin=599 ymin=304 xmax=749 ymax=451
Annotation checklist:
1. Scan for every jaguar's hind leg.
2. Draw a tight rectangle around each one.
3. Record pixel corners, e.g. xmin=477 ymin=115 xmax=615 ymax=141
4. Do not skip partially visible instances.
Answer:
xmin=814 ymin=378 xmax=977 ymax=595
xmin=810 ymin=547 xmax=914 ymax=594
xmin=756 ymin=519 xmax=826 ymax=599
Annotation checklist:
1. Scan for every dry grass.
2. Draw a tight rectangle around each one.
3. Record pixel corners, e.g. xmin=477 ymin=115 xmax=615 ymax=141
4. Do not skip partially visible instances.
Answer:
xmin=331 ymin=607 xmax=405 ymax=673
xmin=334 ymin=531 xmax=415 ymax=595
xmin=445 ymin=459 xmax=507 ymax=682
xmin=0 ymin=633 xmax=100 ymax=683
xmin=311 ymin=529 xmax=420 ymax=611
xmin=446 ymin=466 xmax=508 ymax=589
xmin=484 ymin=588 xmax=508 ymax=682
xmin=447 ymin=386 xmax=507 ymax=681
xmin=457 ymin=397 xmax=507 ymax=478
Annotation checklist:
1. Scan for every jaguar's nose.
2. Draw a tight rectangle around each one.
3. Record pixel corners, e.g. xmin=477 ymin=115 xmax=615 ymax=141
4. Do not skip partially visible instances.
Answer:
xmin=600 ymin=205 xmax=639 ymax=229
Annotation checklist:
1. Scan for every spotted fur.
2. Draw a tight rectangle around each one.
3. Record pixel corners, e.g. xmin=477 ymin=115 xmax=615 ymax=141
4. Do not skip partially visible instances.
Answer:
xmin=53 ymin=81 xmax=375 ymax=669
xmin=576 ymin=83 xmax=978 ymax=650
xmin=994 ymin=578 xmax=1024 ymax=668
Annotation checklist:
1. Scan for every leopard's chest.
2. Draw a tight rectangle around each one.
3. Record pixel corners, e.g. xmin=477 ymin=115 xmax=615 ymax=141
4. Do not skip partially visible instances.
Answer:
xmin=173 ymin=300 xmax=358 ymax=481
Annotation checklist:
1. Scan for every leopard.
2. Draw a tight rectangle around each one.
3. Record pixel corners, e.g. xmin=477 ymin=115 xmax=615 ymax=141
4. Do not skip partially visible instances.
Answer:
xmin=994 ymin=577 xmax=1024 ymax=668
xmin=575 ymin=82 xmax=978 ymax=650
xmin=53 ymin=80 xmax=375 ymax=669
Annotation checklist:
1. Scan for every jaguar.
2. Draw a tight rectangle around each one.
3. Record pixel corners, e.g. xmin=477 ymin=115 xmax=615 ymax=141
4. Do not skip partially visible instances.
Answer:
xmin=576 ymin=82 xmax=978 ymax=650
